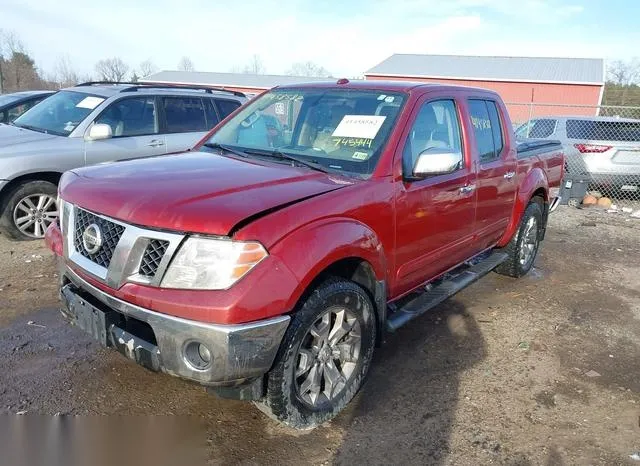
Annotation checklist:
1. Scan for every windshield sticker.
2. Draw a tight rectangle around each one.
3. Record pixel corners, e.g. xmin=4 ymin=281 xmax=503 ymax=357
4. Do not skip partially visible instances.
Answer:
xmin=76 ymin=96 xmax=105 ymax=110
xmin=332 ymin=115 xmax=386 ymax=139
xmin=384 ymin=96 xmax=395 ymax=103
xmin=352 ymin=151 xmax=369 ymax=160
xmin=272 ymin=93 xmax=304 ymax=102
xmin=63 ymin=122 xmax=76 ymax=132
xmin=332 ymin=137 xmax=373 ymax=149
xmin=377 ymin=94 xmax=387 ymax=101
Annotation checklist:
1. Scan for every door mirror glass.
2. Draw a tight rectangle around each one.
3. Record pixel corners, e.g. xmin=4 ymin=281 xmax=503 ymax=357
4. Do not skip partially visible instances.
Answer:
xmin=413 ymin=149 xmax=463 ymax=177
xmin=86 ymin=123 xmax=113 ymax=141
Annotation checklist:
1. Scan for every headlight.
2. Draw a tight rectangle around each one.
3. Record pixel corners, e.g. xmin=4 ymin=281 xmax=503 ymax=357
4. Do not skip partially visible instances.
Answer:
xmin=161 ymin=237 xmax=268 ymax=290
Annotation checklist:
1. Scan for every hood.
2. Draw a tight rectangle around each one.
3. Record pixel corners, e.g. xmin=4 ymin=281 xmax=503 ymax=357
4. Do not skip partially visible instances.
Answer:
xmin=0 ymin=124 xmax=59 ymax=152
xmin=61 ymin=151 xmax=351 ymax=235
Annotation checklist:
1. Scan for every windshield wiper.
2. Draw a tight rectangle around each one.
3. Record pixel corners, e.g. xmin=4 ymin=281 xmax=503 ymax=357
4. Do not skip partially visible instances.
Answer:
xmin=203 ymin=142 xmax=250 ymax=158
xmin=243 ymin=148 xmax=330 ymax=174
xmin=13 ymin=123 xmax=47 ymax=134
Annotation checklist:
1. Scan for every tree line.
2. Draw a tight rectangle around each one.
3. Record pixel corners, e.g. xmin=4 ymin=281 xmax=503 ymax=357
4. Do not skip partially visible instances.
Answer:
xmin=602 ymin=59 xmax=640 ymax=107
xmin=0 ymin=30 xmax=333 ymax=94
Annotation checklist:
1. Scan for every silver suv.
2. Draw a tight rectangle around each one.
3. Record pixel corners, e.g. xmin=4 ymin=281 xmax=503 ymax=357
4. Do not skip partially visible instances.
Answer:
xmin=516 ymin=116 xmax=640 ymax=193
xmin=0 ymin=82 xmax=246 ymax=240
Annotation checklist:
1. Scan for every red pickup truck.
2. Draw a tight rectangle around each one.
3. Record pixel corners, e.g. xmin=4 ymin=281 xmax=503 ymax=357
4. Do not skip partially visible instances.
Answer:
xmin=46 ymin=80 xmax=564 ymax=428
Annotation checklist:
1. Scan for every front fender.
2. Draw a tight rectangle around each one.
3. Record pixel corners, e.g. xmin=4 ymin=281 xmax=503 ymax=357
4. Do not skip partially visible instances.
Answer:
xmin=270 ymin=218 xmax=388 ymax=311
xmin=498 ymin=167 xmax=548 ymax=247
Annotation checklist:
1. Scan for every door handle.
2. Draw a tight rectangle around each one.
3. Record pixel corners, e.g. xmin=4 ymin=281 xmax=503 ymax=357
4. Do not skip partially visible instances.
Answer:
xmin=504 ymin=171 xmax=516 ymax=180
xmin=147 ymin=139 xmax=164 ymax=147
xmin=459 ymin=184 xmax=476 ymax=194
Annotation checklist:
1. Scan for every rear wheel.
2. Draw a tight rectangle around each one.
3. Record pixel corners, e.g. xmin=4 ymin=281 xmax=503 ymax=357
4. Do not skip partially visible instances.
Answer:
xmin=257 ymin=277 xmax=376 ymax=429
xmin=495 ymin=200 xmax=544 ymax=278
xmin=0 ymin=181 xmax=58 ymax=241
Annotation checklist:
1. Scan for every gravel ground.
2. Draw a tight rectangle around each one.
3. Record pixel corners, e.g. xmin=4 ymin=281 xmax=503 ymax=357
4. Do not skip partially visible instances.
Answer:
xmin=0 ymin=206 xmax=639 ymax=465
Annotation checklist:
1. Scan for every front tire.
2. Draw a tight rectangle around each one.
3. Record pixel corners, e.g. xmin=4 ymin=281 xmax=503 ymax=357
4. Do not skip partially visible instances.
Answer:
xmin=257 ymin=277 xmax=377 ymax=429
xmin=495 ymin=199 xmax=544 ymax=278
xmin=0 ymin=181 xmax=58 ymax=241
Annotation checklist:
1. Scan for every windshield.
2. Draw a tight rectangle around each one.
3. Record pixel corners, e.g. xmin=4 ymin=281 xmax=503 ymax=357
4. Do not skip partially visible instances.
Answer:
xmin=205 ymin=88 xmax=406 ymax=178
xmin=13 ymin=90 xmax=105 ymax=136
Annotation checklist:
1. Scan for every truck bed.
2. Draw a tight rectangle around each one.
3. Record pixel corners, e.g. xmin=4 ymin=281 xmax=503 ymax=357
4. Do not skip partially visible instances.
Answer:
xmin=516 ymin=138 xmax=565 ymax=193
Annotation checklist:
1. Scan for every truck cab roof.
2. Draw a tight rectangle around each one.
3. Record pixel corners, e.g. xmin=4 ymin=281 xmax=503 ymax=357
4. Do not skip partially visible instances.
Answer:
xmin=275 ymin=79 xmax=500 ymax=96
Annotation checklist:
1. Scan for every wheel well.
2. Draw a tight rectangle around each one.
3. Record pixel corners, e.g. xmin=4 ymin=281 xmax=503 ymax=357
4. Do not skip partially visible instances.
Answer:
xmin=317 ymin=257 xmax=377 ymax=297
xmin=0 ymin=172 xmax=62 ymax=203
xmin=531 ymin=188 xmax=547 ymax=204
xmin=531 ymin=188 xmax=549 ymax=239
xmin=302 ymin=257 xmax=385 ymax=343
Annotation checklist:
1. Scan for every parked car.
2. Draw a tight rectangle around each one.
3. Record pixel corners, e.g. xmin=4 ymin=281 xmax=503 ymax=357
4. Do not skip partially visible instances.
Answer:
xmin=46 ymin=80 xmax=564 ymax=429
xmin=516 ymin=116 xmax=640 ymax=193
xmin=0 ymin=90 xmax=54 ymax=123
xmin=0 ymin=82 xmax=246 ymax=240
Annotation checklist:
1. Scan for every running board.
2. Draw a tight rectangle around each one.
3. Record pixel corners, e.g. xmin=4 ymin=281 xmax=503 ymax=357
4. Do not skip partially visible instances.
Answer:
xmin=385 ymin=251 xmax=508 ymax=332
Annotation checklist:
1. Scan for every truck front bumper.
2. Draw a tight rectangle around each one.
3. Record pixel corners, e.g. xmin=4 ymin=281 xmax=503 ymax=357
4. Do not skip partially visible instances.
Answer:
xmin=60 ymin=264 xmax=290 ymax=386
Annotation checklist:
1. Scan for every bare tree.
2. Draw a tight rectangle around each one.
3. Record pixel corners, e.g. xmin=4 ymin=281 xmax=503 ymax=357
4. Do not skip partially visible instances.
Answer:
xmin=139 ymin=59 xmax=157 ymax=77
xmin=607 ymin=59 xmax=640 ymax=85
xmin=5 ymin=31 xmax=27 ymax=90
xmin=0 ymin=29 xmax=6 ymax=93
xmin=177 ymin=56 xmax=195 ymax=72
xmin=95 ymin=57 xmax=129 ymax=82
xmin=243 ymin=54 xmax=265 ymax=74
xmin=52 ymin=55 xmax=80 ymax=88
xmin=287 ymin=61 xmax=332 ymax=77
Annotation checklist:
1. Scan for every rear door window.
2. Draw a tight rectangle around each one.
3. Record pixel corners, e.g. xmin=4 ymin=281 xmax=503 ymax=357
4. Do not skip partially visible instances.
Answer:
xmin=204 ymin=99 xmax=220 ymax=128
xmin=215 ymin=99 xmax=241 ymax=119
xmin=486 ymin=101 xmax=504 ymax=156
xmin=567 ymin=119 xmax=640 ymax=141
xmin=163 ymin=97 xmax=208 ymax=133
xmin=468 ymin=100 xmax=496 ymax=162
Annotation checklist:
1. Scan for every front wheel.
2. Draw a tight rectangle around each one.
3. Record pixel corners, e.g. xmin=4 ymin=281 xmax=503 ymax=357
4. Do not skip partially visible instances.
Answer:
xmin=495 ymin=200 xmax=544 ymax=278
xmin=257 ymin=277 xmax=377 ymax=429
xmin=0 ymin=181 xmax=59 ymax=241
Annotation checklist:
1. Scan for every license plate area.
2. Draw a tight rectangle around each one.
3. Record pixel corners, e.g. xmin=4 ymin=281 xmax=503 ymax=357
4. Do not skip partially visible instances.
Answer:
xmin=61 ymin=284 xmax=162 ymax=372
xmin=64 ymin=286 xmax=117 ymax=347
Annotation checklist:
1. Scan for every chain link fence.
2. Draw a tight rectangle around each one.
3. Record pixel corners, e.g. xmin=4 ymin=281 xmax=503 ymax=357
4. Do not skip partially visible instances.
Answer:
xmin=506 ymin=102 xmax=640 ymax=209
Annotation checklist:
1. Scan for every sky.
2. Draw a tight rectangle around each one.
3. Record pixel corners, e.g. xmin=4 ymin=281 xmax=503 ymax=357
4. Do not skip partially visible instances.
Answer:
xmin=1 ymin=0 xmax=639 ymax=79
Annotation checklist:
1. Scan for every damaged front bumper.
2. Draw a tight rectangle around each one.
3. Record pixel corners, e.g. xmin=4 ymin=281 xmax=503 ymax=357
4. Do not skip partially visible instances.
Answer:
xmin=60 ymin=264 xmax=290 ymax=387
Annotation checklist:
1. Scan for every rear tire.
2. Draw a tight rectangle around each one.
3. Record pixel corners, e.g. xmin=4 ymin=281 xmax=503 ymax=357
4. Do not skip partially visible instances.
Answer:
xmin=495 ymin=200 xmax=544 ymax=278
xmin=0 ymin=181 xmax=58 ymax=241
xmin=256 ymin=277 xmax=377 ymax=429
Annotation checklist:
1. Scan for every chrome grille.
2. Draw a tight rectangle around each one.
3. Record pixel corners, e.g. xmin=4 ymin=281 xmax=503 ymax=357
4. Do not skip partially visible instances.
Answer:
xmin=139 ymin=239 xmax=169 ymax=277
xmin=73 ymin=208 xmax=125 ymax=268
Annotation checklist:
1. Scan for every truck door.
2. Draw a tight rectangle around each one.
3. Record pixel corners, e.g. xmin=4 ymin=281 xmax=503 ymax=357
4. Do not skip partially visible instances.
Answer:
xmin=393 ymin=97 xmax=478 ymax=296
xmin=467 ymin=99 xmax=518 ymax=250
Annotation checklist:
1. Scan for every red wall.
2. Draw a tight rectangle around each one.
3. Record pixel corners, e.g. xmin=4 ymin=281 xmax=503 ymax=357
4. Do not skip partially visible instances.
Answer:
xmin=365 ymin=74 xmax=603 ymax=123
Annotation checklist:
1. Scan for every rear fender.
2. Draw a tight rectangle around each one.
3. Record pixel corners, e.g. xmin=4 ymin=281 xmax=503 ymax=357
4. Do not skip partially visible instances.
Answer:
xmin=497 ymin=167 xmax=548 ymax=247
xmin=270 ymin=218 xmax=388 ymax=312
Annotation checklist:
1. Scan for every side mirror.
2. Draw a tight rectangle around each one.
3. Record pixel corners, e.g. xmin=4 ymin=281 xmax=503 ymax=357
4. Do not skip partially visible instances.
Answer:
xmin=413 ymin=149 xmax=462 ymax=178
xmin=86 ymin=123 xmax=113 ymax=141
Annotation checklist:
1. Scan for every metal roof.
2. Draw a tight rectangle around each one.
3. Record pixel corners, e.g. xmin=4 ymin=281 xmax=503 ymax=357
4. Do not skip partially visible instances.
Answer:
xmin=366 ymin=54 xmax=605 ymax=85
xmin=141 ymin=71 xmax=333 ymax=90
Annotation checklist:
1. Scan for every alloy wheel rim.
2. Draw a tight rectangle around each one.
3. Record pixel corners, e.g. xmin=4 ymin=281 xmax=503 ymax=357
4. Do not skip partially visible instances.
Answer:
xmin=13 ymin=194 xmax=59 ymax=238
xmin=294 ymin=307 xmax=362 ymax=407
xmin=519 ymin=216 xmax=538 ymax=267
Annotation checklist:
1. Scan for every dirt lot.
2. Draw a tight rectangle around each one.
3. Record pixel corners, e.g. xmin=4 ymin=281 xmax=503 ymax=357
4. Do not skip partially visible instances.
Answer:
xmin=0 ymin=206 xmax=639 ymax=465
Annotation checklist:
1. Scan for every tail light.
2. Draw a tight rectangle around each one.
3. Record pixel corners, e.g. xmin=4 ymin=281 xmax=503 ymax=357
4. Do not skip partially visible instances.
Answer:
xmin=574 ymin=143 xmax=612 ymax=154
